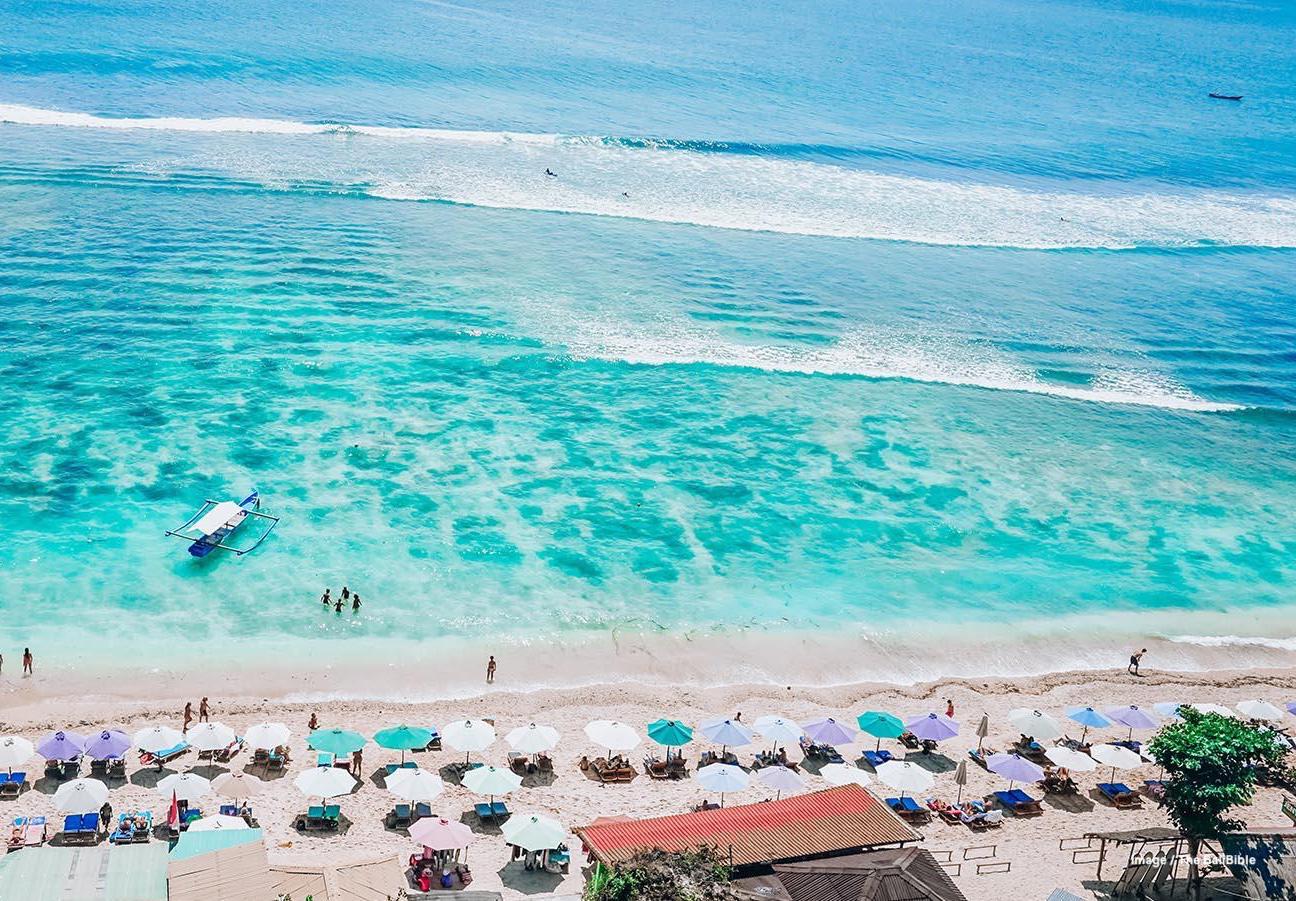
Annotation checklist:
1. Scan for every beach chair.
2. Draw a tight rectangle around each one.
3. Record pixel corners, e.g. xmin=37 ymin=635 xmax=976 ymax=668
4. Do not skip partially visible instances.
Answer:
xmin=60 ymin=759 xmax=80 ymax=780
xmin=109 ymin=814 xmax=134 ymax=844
xmin=0 ymin=773 xmax=23 ymax=799
xmin=1098 ymin=782 xmax=1143 ymax=809
xmin=90 ymin=759 xmax=109 ymax=778
xmin=475 ymin=802 xmax=494 ymax=821
xmin=898 ymin=731 xmax=920 ymax=750
xmin=886 ymin=796 xmax=930 ymax=824
xmin=317 ymin=752 xmax=336 ymax=768
xmin=323 ymin=805 xmax=340 ymax=825
xmin=1142 ymin=780 xmax=1167 ymax=804
xmin=267 ymin=747 xmax=287 ymax=773
xmin=537 ymin=752 xmax=554 ymax=774
xmin=214 ymin=739 xmax=242 ymax=763
xmin=252 ymin=748 xmax=270 ymax=768
xmin=861 ymin=749 xmax=893 ymax=769
xmin=491 ymin=801 xmax=509 ymax=818
xmin=424 ymin=730 xmax=442 ymax=752
xmin=387 ymin=804 xmax=413 ymax=829
xmin=644 ymin=756 xmax=671 ymax=780
xmin=926 ymin=799 xmax=963 ymax=826
xmin=219 ymin=804 xmax=238 ymax=817
xmin=967 ymin=747 xmax=997 ymax=769
xmin=993 ymin=789 xmax=1043 ymax=816
xmin=414 ymin=802 xmax=432 ymax=820
xmin=108 ymin=758 xmax=126 ymax=780
xmin=43 ymin=759 xmax=61 ymax=779
xmin=62 ymin=813 xmax=97 ymax=845
xmin=132 ymin=812 xmax=152 ymax=843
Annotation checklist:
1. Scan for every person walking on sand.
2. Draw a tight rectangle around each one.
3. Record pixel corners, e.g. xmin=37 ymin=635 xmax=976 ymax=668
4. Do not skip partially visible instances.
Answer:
xmin=199 ymin=697 xmax=210 ymax=722
xmin=321 ymin=588 xmax=331 ymax=608
xmin=182 ymin=701 xmax=194 ymax=733
xmin=352 ymin=592 xmax=361 ymax=613
xmin=945 ymin=698 xmax=955 ymax=719
xmin=486 ymin=655 xmax=496 ymax=684
xmin=1128 ymin=648 xmax=1147 ymax=676
xmin=22 ymin=648 xmax=32 ymax=675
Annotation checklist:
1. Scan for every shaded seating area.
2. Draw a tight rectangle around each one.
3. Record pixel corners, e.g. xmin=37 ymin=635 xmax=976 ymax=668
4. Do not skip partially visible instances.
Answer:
xmin=799 ymin=737 xmax=844 ymax=763
xmin=60 ymin=814 xmax=101 ymax=845
xmin=861 ymin=749 xmax=894 ymax=769
xmin=992 ymin=788 xmax=1043 ymax=816
xmin=139 ymin=743 xmax=188 ymax=769
xmin=1098 ymin=782 xmax=1144 ymax=809
xmin=475 ymin=800 xmax=510 ymax=822
xmin=583 ymin=755 xmax=636 ymax=783
xmin=294 ymin=804 xmax=341 ymax=832
xmin=885 ymin=796 xmax=931 ymax=824
xmin=0 ymin=772 xmax=26 ymax=798
xmin=108 ymin=811 xmax=152 ymax=844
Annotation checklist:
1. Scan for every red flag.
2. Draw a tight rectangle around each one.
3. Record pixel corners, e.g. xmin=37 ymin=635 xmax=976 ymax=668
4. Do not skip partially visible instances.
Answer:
xmin=167 ymin=790 xmax=179 ymax=829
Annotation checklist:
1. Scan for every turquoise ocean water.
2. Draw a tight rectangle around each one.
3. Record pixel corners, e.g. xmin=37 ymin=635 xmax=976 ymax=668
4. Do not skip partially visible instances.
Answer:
xmin=2 ymin=0 xmax=1296 ymax=680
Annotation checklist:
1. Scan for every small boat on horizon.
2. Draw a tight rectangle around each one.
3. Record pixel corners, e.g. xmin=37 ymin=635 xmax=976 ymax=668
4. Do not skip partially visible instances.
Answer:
xmin=165 ymin=490 xmax=280 ymax=557
xmin=1208 ymin=92 xmax=1243 ymax=101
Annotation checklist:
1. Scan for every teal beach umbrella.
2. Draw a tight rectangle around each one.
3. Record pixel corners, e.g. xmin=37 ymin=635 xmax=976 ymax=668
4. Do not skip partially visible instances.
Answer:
xmin=856 ymin=711 xmax=905 ymax=750
xmin=308 ymin=728 xmax=366 ymax=757
xmin=374 ymin=725 xmax=434 ymax=764
xmin=647 ymin=719 xmax=693 ymax=760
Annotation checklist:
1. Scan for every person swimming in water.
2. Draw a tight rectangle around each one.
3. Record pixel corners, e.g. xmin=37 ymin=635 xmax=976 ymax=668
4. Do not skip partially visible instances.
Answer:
xmin=544 ymin=168 xmax=556 ymax=177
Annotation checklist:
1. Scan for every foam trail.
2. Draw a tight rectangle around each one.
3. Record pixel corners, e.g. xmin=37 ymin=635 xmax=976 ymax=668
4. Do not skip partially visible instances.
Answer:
xmin=4 ymin=103 xmax=1296 ymax=249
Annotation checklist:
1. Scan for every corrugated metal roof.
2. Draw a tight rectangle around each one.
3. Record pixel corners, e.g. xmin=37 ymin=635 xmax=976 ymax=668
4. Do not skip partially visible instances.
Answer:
xmin=169 ymin=827 xmax=263 ymax=862
xmin=0 ymin=845 xmax=168 ymax=901
xmin=576 ymin=785 xmax=917 ymax=868
xmin=167 ymin=840 xmax=277 ymax=901
xmin=735 ymin=849 xmax=967 ymax=901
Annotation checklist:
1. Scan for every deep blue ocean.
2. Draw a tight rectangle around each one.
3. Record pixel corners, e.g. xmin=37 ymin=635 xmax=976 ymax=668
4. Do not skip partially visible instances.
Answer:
xmin=2 ymin=0 xmax=1295 ymax=678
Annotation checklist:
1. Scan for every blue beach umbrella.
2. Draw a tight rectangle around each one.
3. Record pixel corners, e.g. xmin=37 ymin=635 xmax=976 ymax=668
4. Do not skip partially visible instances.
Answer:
xmin=308 ymin=728 xmax=366 ymax=757
xmin=1152 ymin=702 xmax=1186 ymax=721
xmin=647 ymin=720 xmax=693 ymax=761
xmin=1065 ymin=706 xmax=1113 ymax=744
xmin=700 ymin=717 xmax=753 ymax=754
xmin=37 ymin=731 xmax=86 ymax=762
xmin=84 ymin=730 xmax=130 ymax=760
xmin=856 ymin=712 xmax=905 ymax=751
xmin=374 ymin=725 xmax=433 ymax=764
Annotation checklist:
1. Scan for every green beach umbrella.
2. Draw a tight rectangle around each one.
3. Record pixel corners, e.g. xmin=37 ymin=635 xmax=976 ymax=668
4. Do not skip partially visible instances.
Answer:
xmin=374 ymin=725 xmax=434 ymax=764
xmin=308 ymin=728 xmax=366 ymax=757
xmin=856 ymin=711 xmax=905 ymax=750
xmin=647 ymin=719 xmax=693 ymax=749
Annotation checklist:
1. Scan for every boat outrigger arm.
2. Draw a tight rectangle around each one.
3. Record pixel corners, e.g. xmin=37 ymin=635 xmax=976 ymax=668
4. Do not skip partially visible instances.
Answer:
xmin=165 ymin=490 xmax=279 ymax=557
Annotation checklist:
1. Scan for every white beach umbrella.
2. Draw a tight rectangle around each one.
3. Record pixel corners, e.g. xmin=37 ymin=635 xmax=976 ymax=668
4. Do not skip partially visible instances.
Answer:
xmin=185 ymin=722 xmax=237 ymax=753
xmin=1046 ymin=746 xmax=1097 ymax=772
xmin=157 ymin=772 xmax=211 ymax=803
xmin=0 ymin=736 xmax=34 ymax=771
xmin=1007 ymin=708 xmax=1063 ymax=742
xmin=410 ymin=816 xmax=474 ymax=850
xmin=294 ymin=765 xmax=356 ymax=800
xmin=1189 ymin=703 xmax=1233 ymax=717
xmin=386 ymin=768 xmax=445 ymax=803
xmin=211 ymin=772 xmax=265 ymax=801
xmin=53 ymin=778 xmax=109 ymax=814
xmin=462 ymin=765 xmax=522 ymax=798
xmin=820 ymin=763 xmax=872 ymax=787
xmin=501 ymin=814 xmax=566 ymax=852
xmin=442 ymin=719 xmax=496 ymax=765
xmin=1236 ymin=700 xmax=1286 ymax=722
xmin=753 ymin=716 xmax=803 ymax=749
xmin=134 ymin=725 xmax=185 ymax=754
xmin=756 ymin=765 xmax=805 ymax=799
xmin=697 ymin=763 xmax=750 ymax=806
xmin=584 ymin=720 xmax=640 ymax=754
xmin=875 ymin=760 xmax=935 ymax=797
xmin=243 ymin=722 xmax=291 ymax=751
xmin=699 ymin=716 xmax=754 ymax=750
xmin=1153 ymin=702 xmax=1186 ymax=721
xmin=1091 ymin=743 xmax=1142 ymax=784
xmin=186 ymin=815 xmax=251 ymax=832
xmin=506 ymin=723 xmax=560 ymax=754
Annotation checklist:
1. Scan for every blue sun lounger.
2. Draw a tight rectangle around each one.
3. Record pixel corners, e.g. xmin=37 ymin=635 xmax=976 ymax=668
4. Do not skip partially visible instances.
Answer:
xmin=62 ymin=813 xmax=99 ymax=844
xmin=0 ymin=772 xmax=24 ymax=798
xmin=491 ymin=801 xmax=509 ymax=818
xmin=475 ymin=802 xmax=494 ymax=821
xmin=862 ymin=750 xmax=893 ymax=769
xmin=414 ymin=802 xmax=433 ymax=820
xmin=994 ymin=789 xmax=1043 ymax=816
xmin=1098 ymin=782 xmax=1143 ymax=809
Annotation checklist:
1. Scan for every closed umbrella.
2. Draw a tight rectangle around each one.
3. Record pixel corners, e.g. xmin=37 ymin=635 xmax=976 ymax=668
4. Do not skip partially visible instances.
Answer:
xmin=584 ymin=720 xmax=639 ymax=755
xmin=1045 ymin=746 xmax=1097 ymax=772
xmin=1008 ymin=709 xmax=1062 ymax=742
xmin=1090 ymin=743 xmax=1142 ymax=784
xmin=53 ymin=778 xmax=109 ymax=814
xmin=975 ymin=714 xmax=990 ymax=752
xmin=953 ymin=759 xmax=969 ymax=803
xmin=699 ymin=717 xmax=753 ymax=753
xmin=187 ymin=815 xmax=250 ymax=832
xmin=294 ymin=765 xmax=356 ymax=800
xmin=506 ymin=723 xmax=560 ymax=756
xmin=1065 ymin=706 xmax=1113 ymax=744
xmin=410 ymin=816 xmax=473 ymax=851
xmin=875 ymin=760 xmax=934 ymax=798
xmin=187 ymin=723 xmax=237 ymax=754
xmin=38 ymin=731 xmax=86 ymax=761
xmin=0 ymin=736 xmax=34 ymax=772
xmin=856 ymin=712 xmax=904 ymax=751
xmin=134 ymin=726 xmax=184 ymax=754
xmin=1236 ymin=700 xmax=1286 ymax=722
xmin=211 ymin=772 xmax=265 ymax=801
xmin=374 ymin=725 xmax=434 ymax=764
xmin=646 ymin=720 xmax=693 ymax=761
xmin=697 ymin=763 xmax=749 ymax=806
xmin=905 ymin=713 xmax=958 ymax=743
xmin=753 ymin=716 xmax=802 ymax=751
xmin=243 ymin=723 xmax=291 ymax=751
xmin=802 ymin=717 xmax=856 ymax=747
xmin=986 ymin=752 xmax=1044 ymax=789
xmin=308 ymin=728 xmax=366 ymax=757
xmin=157 ymin=772 xmax=211 ymax=803
xmin=386 ymin=768 xmax=445 ymax=803
xmin=755 ymin=764 xmax=805 ymax=800
xmin=1105 ymin=705 xmax=1159 ymax=741
xmin=820 ymin=763 xmax=872 ymax=787
xmin=443 ymin=720 xmax=497 ymax=766
xmin=501 ymin=814 xmax=565 ymax=852
xmin=84 ymin=730 xmax=130 ymax=760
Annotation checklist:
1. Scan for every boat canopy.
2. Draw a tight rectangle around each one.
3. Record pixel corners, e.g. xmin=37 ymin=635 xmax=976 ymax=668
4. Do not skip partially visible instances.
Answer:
xmin=186 ymin=501 xmax=244 ymax=537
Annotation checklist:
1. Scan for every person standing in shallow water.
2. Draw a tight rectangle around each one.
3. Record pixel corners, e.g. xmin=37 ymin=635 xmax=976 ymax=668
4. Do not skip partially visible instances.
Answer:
xmin=352 ymin=593 xmax=361 ymax=613
xmin=341 ymin=586 xmax=350 ymax=604
xmin=321 ymin=588 xmax=331 ymax=608
xmin=22 ymin=648 xmax=32 ymax=675
xmin=486 ymin=656 xmax=496 ymax=684
xmin=334 ymin=597 xmax=343 ymax=614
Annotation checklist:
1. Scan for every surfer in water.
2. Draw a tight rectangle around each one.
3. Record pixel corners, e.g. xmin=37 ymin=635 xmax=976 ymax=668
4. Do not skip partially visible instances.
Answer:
xmin=544 ymin=168 xmax=557 ymax=178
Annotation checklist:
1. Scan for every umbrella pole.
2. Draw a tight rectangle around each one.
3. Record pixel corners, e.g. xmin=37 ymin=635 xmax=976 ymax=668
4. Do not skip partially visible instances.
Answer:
xmin=876 ymin=738 xmax=881 ymax=752
xmin=1080 ymin=726 xmax=1088 ymax=745
xmin=956 ymin=783 xmax=963 ymax=804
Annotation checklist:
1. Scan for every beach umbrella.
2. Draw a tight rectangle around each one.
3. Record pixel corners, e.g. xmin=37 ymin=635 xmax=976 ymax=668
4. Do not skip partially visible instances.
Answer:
xmin=1152 ymin=703 xmax=1186 ymax=721
xmin=1045 ymin=746 xmax=1097 ymax=772
xmin=875 ymin=760 xmax=934 ymax=798
xmin=294 ymin=765 xmax=356 ymax=800
xmin=1189 ymin=703 xmax=1233 ymax=717
xmin=953 ymin=759 xmax=969 ymax=803
xmin=443 ymin=719 xmax=497 ymax=765
xmin=211 ymin=772 xmax=265 ymax=801
xmin=462 ymin=765 xmax=522 ymax=800
xmin=975 ymin=714 xmax=990 ymax=752
xmin=0 ymin=736 xmax=34 ymax=772
xmin=856 ymin=712 xmax=904 ymax=751
xmin=243 ymin=723 xmax=291 ymax=751
xmin=646 ymin=719 xmax=693 ymax=760
xmin=84 ymin=730 xmax=130 ymax=760
xmin=753 ymin=716 xmax=802 ymax=751
xmin=905 ymin=713 xmax=958 ymax=743
xmin=986 ymin=753 xmax=1045 ymax=790
xmin=699 ymin=716 xmax=753 ymax=753
xmin=157 ymin=772 xmax=211 ymax=803
xmin=820 ymin=763 xmax=872 ymax=788
xmin=584 ymin=720 xmax=639 ymax=755
xmin=1065 ymin=706 xmax=1113 ymax=743
xmin=802 ymin=717 xmax=857 ymax=747
xmin=53 ymin=778 xmax=109 ymax=814
xmin=1236 ymin=700 xmax=1286 ymax=722
xmin=1008 ymin=708 xmax=1062 ymax=742
xmin=410 ymin=816 xmax=474 ymax=851
xmin=308 ymin=728 xmax=366 ymax=757
xmin=755 ymin=764 xmax=805 ymax=800
xmin=505 ymin=723 xmax=560 ymax=755
xmin=386 ymin=768 xmax=445 ymax=803
xmin=1091 ymin=743 xmax=1142 ymax=784
xmin=187 ymin=722 xmax=237 ymax=754
xmin=134 ymin=725 xmax=184 ymax=754
xmin=1287 ymin=702 xmax=1296 ymax=716
xmin=1105 ymin=706 xmax=1159 ymax=740
xmin=501 ymin=814 xmax=566 ymax=852
xmin=697 ymin=763 xmax=749 ymax=806
xmin=374 ymin=725 xmax=434 ymax=765
xmin=37 ymin=730 xmax=86 ymax=761
xmin=186 ymin=814 xmax=251 ymax=832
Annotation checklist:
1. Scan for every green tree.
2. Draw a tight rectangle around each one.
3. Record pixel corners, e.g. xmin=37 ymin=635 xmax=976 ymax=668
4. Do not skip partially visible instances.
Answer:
xmin=1148 ymin=708 xmax=1290 ymax=899
xmin=584 ymin=847 xmax=738 ymax=901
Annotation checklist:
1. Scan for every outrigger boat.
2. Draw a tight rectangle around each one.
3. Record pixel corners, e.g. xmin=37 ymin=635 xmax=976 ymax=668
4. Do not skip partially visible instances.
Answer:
xmin=165 ymin=490 xmax=279 ymax=557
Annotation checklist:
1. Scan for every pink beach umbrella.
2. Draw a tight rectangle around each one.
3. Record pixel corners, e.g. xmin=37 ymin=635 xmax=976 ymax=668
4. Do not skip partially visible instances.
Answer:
xmin=410 ymin=816 xmax=474 ymax=851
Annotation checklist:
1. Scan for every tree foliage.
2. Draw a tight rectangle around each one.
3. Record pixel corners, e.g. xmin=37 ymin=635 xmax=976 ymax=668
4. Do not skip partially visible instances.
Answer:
xmin=584 ymin=847 xmax=739 ymax=901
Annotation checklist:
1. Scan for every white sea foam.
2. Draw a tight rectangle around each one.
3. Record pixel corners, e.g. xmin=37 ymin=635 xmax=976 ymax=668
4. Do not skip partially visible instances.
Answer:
xmin=4 ymin=103 xmax=1296 ymax=250
xmin=1167 ymin=634 xmax=1296 ymax=651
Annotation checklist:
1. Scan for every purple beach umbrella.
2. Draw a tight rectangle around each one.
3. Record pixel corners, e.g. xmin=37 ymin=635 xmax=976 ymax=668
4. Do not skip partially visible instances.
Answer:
xmin=37 ymin=731 xmax=86 ymax=761
xmin=906 ymin=713 xmax=959 ymax=743
xmin=1105 ymin=705 xmax=1159 ymax=740
xmin=802 ymin=717 xmax=857 ymax=746
xmin=84 ymin=729 xmax=131 ymax=760
xmin=986 ymin=752 xmax=1045 ymax=790
xmin=1287 ymin=701 xmax=1296 ymax=716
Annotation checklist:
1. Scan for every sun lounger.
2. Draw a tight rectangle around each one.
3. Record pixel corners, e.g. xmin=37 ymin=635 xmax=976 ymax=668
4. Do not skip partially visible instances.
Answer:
xmin=317 ymin=752 xmax=335 ymax=768
xmin=0 ymin=773 xmax=24 ymax=798
xmin=43 ymin=759 xmax=60 ymax=778
xmin=140 ymin=742 xmax=189 ymax=768
xmin=644 ymin=756 xmax=672 ymax=780
xmin=413 ymin=802 xmax=432 ymax=820
xmin=862 ymin=749 xmax=893 ymax=769
xmin=925 ymin=798 xmax=964 ymax=826
xmin=296 ymin=805 xmax=340 ymax=832
xmin=267 ymin=747 xmax=288 ymax=773
xmin=475 ymin=802 xmax=494 ymax=821
xmin=383 ymin=760 xmax=417 ymax=777
xmin=967 ymin=747 xmax=997 ymax=769
xmin=537 ymin=752 xmax=554 ymax=773
xmin=898 ymin=731 xmax=920 ymax=750
xmin=8 ymin=817 xmax=46 ymax=851
xmin=424 ymin=730 xmax=442 ymax=752
xmin=886 ymin=796 xmax=930 ymax=823
xmin=109 ymin=814 xmax=135 ymax=844
xmin=387 ymin=804 xmax=413 ymax=829
xmin=993 ymin=789 xmax=1043 ymax=816
xmin=61 ymin=759 xmax=81 ymax=780
xmin=108 ymin=758 xmax=126 ymax=780
xmin=252 ymin=748 xmax=269 ymax=767
xmin=508 ymin=752 xmax=530 ymax=775
xmin=214 ymin=739 xmax=242 ymax=763
xmin=491 ymin=801 xmax=508 ymax=818
xmin=1012 ymin=736 xmax=1049 ymax=762
xmin=1098 ymin=782 xmax=1143 ymax=809
xmin=62 ymin=813 xmax=99 ymax=845
xmin=89 ymin=759 xmax=108 ymax=778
